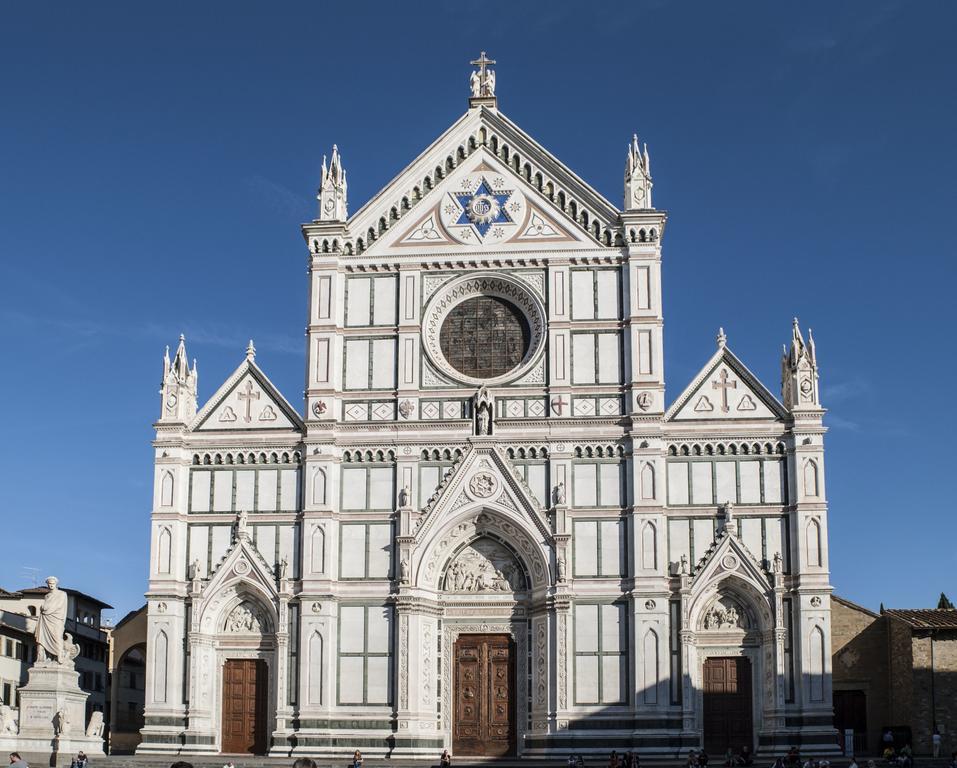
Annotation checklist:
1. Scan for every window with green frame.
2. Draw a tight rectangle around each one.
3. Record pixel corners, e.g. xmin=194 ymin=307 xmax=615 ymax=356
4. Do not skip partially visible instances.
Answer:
xmin=572 ymin=461 xmax=623 ymax=507
xmin=573 ymin=519 xmax=624 ymax=577
xmin=339 ymin=522 xmax=392 ymax=579
xmin=337 ymin=605 xmax=392 ymax=705
xmin=574 ymin=602 xmax=626 ymax=704
xmin=340 ymin=465 xmax=394 ymax=511
xmin=418 ymin=462 xmax=453 ymax=507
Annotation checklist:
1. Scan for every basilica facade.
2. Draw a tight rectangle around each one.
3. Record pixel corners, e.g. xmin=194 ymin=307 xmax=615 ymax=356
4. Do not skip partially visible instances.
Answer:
xmin=140 ymin=58 xmax=835 ymax=758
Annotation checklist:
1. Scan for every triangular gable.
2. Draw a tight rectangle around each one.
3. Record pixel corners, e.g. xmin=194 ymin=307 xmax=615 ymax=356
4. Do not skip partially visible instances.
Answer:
xmin=346 ymin=105 xmax=619 ymax=255
xmin=690 ymin=528 xmax=771 ymax=595
xmin=370 ymin=149 xmax=594 ymax=254
xmin=666 ymin=345 xmax=787 ymax=422
xmin=204 ymin=532 xmax=280 ymax=602
xmin=414 ymin=443 xmax=552 ymax=545
xmin=191 ymin=357 xmax=304 ymax=433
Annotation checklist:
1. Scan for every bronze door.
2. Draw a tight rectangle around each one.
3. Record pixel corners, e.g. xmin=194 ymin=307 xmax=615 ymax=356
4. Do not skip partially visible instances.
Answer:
xmin=221 ymin=659 xmax=268 ymax=754
xmin=453 ymin=634 xmax=515 ymax=756
xmin=703 ymin=657 xmax=753 ymax=755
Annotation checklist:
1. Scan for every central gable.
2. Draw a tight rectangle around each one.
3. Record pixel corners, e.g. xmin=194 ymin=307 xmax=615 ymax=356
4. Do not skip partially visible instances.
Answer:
xmin=368 ymin=149 xmax=593 ymax=254
xmin=342 ymin=106 xmax=622 ymax=257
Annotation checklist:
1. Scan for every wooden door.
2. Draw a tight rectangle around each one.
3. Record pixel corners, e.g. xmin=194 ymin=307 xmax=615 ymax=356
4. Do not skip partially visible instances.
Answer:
xmin=833 ymin=689 xmax=867 ymax=754
xmin=703 ymin=657 xmax=753 ymax=755
xmin=221 ymin=659 xmax=268 ymax=754
xmin=453 ymin=634 xmax=515 ymax=756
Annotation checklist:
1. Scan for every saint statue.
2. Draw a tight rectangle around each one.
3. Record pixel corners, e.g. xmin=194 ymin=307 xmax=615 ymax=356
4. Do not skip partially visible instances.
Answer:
xmin=278 ymin=556 xmax=289 ymax=581
xmin=553 ymin=481 xmax=566 ymax=506
xmin=469 ymin=69 xmax=481 ymax=97
xmin=476 ymin=403 xmax=490 ymax=435
xmin=556 ymin=554 xmax=567 ymax=583
xmin=35 ymin=576 xmax=67 ymax=663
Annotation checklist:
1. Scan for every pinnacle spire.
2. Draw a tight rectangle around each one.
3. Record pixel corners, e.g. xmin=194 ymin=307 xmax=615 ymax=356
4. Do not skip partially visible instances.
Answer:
xmin=624 ymin=133 xmax=653 ymax=209
xmin=318 ymin=144 xmax=348 ymax=221
xmin=246 ymin=339 xmax=256 ymax=361
xmin=716 ymin=327 xmax=727 ymax=348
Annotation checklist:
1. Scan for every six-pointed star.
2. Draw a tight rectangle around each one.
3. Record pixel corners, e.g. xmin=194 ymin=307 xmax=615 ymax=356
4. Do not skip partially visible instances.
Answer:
xmin=454 ymin=178 xmax=514 ymax=238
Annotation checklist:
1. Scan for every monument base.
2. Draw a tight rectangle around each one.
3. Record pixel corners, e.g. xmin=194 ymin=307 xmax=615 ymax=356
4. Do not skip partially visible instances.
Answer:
xmin=0 ymin=662 xmax=104 ymax=765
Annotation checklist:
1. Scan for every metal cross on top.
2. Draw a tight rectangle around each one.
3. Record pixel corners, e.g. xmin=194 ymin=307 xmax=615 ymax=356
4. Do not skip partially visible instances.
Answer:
xmin=469 ymin=51 xmax=497 ymax=100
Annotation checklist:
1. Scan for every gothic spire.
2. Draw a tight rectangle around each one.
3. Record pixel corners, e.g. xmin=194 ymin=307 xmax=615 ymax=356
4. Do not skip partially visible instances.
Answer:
xmin=624 ymin=133 xmax=653 ymax=210
xmin=159 ymin=334 xmax=198 ymax=423
xmin=318 ymin=144 xmax=348 ymax=221
xmin=782 ymin=318 xmax=820 ymax=410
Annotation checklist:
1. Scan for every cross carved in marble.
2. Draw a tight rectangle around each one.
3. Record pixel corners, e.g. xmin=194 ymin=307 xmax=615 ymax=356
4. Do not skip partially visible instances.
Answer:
xmin=238 ymin=380 xmax=260 ymax=423
xmin=711 ymin=369 xmax=737 ymax=413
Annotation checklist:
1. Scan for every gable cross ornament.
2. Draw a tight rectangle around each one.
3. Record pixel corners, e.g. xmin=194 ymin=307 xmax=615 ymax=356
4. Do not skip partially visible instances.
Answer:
xmin=238 ymin=379 xmax=261 ymax=423
xmin=712 ymin=369 xmax=736 ymax=413
xmin=469 ymin=51 xmax=497 ymax=104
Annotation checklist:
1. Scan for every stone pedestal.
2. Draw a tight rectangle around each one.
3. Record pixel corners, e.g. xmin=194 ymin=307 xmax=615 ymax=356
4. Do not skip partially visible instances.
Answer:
xmin=0 ymin=662 xmax=104 ymax=766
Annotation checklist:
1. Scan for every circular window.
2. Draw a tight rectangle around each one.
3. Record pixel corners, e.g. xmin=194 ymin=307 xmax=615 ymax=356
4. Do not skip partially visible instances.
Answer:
xmin=439 ymin=296 xmax=530 ymax=379
xmin=421 ymin=273 xmax=546 ymax=386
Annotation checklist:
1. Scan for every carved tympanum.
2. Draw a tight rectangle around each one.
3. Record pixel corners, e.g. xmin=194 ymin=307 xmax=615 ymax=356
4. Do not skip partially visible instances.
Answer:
xmin=225 ymin=601 xmax=265 ymax=634
xmin=442 ymin=537 xmax=526 ymax=593
xmin=701 ymin=596 xmax=749 ymax=631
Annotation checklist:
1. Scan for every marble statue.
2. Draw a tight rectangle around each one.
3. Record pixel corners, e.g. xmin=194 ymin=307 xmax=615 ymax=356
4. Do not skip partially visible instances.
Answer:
xmin=477 ymin=404 xmax=490 ymax=435
xmin=553 ymin=481 xmax=566 ymax=506
xmin=399 ymin=559 xmax=410 ymax=584
xmin=54 ymin=707 xmax=70 ymax=736
xmin=86 ymin=711 xmax=104 ymax=738
xmin=278 ymin=556 xmax=289 ymax=581
xmin=189 ymin=558 xmax=201 ymax=581
xmin=235 ymin=509 xmax=249 ymax=540
xmin=398 ymin=485 xmax=411 ymax=508
xmin=0 ymin=704 xmax=17 ymax=734
xmin=35 ymin=576 xmax=67 ymax=664
xmin=556 ymin=554 xmax=567 ymax=582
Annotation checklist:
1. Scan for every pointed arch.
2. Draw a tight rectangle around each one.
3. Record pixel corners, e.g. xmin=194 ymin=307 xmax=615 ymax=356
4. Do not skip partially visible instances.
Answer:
xmin=157 ymin=527 xmax=171 ymax=574
xmin=308 ymin=631 xmax=324 ymax=704
xmin=806 ymin=518 xmax=822 ymax=567
xmin=311 ymin=468 xmax=327 ymax=505
xmin=160 ymin=471 xmax=174 ymax=507
xmin=641 ymin=522 xmax=657 ymax=570
xmin=642 ymin=629 xmax=659 ymax=704
xmin=310 ymin=526 xmax=325 ymax=574
xmin=640 ymin=462 xmax=655 ymax=500
xmin=803 ymin=459 xmax=820 ymax=496
xmin=153 ymin=630 xmax=168 ymax=703
xmin=809 ymin=625 xmax=825 ymax=701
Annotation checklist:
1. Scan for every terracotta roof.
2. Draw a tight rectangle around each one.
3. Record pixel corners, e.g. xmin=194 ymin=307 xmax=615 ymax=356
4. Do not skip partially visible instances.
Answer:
xmin=883 ymin=609 xmax=957 ymax=629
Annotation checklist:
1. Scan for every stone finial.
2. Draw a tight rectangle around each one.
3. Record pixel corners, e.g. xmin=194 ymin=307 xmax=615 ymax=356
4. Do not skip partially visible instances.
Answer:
xmin=246 ymin=339 xmax=256 ymax=361
xmin=717 ymin=327 xmax=727 ymax=348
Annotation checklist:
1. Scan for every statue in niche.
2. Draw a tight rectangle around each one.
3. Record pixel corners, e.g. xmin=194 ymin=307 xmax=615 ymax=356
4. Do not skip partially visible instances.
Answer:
xmin=226 ymin=602 xmax=264 ymax=634
xmin=556 ymin=554 xmax=567 ymax=583
xmin=398 ymin=485 xmax=411 ymax=508
xmin=442 ymin=538 xmax=526 ymax=593
xmin=399 ymin=559 xmax=410 ymax=584
xmin=476 ymin=402 xmax=491 ymax=435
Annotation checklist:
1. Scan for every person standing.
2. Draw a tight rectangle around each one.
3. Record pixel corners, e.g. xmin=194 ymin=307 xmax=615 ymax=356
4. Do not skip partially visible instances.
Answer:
xmin=933 ymin=729 xmax=942 ymax=759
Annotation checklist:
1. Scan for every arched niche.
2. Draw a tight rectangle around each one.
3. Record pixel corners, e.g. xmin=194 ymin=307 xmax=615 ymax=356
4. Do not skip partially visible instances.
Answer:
xmin=440 ymin=535 xmax=529 ymax=594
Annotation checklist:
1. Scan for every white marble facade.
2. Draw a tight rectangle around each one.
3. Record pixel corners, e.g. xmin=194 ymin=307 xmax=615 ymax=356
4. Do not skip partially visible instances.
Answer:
xmin=140 ymin=62 xmax=835 ymax=758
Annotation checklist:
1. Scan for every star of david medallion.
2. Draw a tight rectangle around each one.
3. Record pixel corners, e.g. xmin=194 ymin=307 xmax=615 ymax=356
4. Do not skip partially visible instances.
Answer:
xmin=439 ymin=173 xmax=526 ymax=244
xmin=468 ymin=472 xmax=498 ymax=499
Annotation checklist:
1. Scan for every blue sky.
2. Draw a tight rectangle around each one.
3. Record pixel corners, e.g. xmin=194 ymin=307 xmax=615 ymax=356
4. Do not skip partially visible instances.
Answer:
xmin=1 ymin=1 xmax=954 ymax=621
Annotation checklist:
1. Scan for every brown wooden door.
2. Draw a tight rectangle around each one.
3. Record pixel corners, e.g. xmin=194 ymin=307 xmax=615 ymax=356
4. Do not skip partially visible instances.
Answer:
xmin=221 ymin=659 xmax=268 ymax=754
xmin=833 ymin=689 xmax=867 ymax=754
xmin=703 ymin=657 xmax=753 ymax=755
xmin=453 ymin=634 xmax=515 ymax=757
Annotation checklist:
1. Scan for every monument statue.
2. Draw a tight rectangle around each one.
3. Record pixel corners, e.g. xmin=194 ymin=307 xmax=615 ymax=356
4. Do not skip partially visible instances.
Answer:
xmin=35 ymin=576 xmax=67 ymax=664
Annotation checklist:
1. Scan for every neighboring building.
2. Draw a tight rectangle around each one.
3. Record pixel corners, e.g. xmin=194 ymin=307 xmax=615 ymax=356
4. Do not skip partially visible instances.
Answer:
xmin=0 ymin=588 xmax=32 ymax=709
xmin=140 ymin=57 xmax=835 ymax=758
xmin=0 ymin=585 xmax=112 ymax=720
xmin=107 ymin=605 xmax=148 ymax=753
xmin=831 ymin=596 xmax=957 ymax=756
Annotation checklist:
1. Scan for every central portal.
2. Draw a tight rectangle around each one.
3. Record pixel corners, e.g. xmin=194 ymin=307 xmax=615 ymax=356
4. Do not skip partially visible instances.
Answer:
xmin=703 ymin=656 xmax=753 ymax=755
xmin=453 ymin=633 xmax=515 ymax=756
